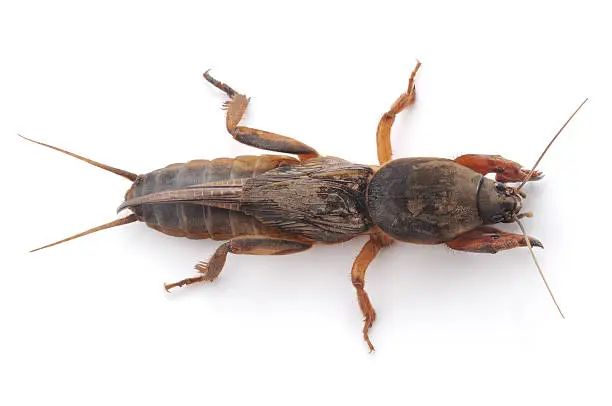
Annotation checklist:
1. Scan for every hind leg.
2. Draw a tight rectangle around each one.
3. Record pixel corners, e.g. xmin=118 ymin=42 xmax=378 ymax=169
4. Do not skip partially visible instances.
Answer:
xmin=204 ymin=71 xmax=319 ymax=160
xmin=164 ymin=237 xmax=313 ymax=291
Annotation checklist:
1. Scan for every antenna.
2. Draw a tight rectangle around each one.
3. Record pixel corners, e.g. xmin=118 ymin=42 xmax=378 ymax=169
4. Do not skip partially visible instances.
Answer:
xmin=518 ymin=98 xmax=588 ymax=190
xmin=515 ymin=217 xmax=564 ymax=318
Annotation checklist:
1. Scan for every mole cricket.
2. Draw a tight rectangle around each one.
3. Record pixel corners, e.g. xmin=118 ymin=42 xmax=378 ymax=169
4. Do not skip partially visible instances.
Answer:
xmin=22 ymin=62 xmax=587 ymax=351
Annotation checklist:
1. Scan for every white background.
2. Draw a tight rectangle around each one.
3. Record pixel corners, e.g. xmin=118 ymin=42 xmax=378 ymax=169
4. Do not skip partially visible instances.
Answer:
xmin=1 ymin=1 xmax=611 ymax=405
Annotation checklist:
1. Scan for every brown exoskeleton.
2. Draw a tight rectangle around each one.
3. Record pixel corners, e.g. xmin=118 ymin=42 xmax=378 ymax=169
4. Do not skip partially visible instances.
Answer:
xmin=22 ymin=62 xmax=586 ymax=351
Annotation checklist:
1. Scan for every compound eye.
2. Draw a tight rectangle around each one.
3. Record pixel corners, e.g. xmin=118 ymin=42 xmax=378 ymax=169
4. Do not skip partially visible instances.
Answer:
xmin=495 ymin=183 xmax=506 ymax=192
xmin=491 ymin=214 xmax=504 ymax=222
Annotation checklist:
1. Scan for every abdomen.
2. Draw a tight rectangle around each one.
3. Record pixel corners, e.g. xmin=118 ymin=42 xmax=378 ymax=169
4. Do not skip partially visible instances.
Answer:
xmin=129 ymin=155 xmax=299 ymax=240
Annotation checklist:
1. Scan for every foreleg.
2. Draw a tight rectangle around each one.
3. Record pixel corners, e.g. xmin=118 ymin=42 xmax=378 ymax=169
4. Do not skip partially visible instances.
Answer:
xmin=446 ymin=226 xmax=542 ymax=254
xmin=455 ymin=154 xmax=543 ymax=183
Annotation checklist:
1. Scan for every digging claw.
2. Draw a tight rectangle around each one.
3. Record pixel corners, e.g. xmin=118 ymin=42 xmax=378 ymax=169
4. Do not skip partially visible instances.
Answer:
xmin=496 ymin=168 xmax=544 ymax=183
xmin=529 ymin=238 xmax=544 ymax=249
xmin=526 ymin=170 xmax=545 ymax=181
xmin=521 ymin=237 xmax=544 ymax=249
